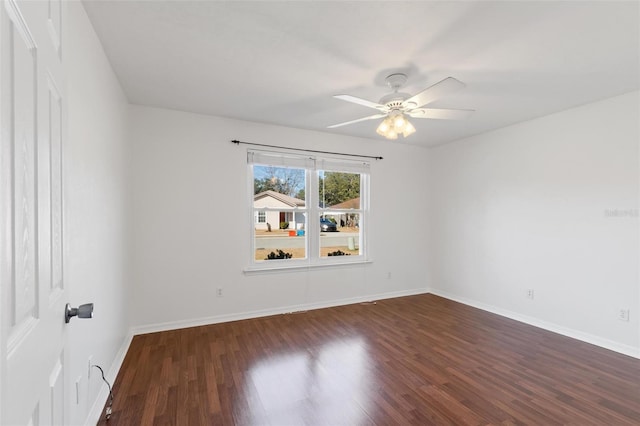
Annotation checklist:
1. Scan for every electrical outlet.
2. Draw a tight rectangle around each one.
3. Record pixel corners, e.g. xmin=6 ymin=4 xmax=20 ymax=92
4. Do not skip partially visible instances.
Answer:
xmin=526 ymin=289 xmax=534 ymax=299
xmin=217 ymin=288 xmax=223 ymax=297
xmin=88 ymin=355 xmax=93 ymax=379
xmin=619 ymin=308 xmax=630 ymax=322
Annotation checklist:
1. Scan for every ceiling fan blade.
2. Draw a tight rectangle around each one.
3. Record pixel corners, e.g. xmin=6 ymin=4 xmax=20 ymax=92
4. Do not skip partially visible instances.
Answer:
xmin=408 ymin=108 xmax=474 ymax=120
xmin=327 ymin=113 xmax=387 ymax=129
xmin=402 ymin=77 xmax=466 ymax=109
xmin=334 ymin=94 xmax=387 ymax=111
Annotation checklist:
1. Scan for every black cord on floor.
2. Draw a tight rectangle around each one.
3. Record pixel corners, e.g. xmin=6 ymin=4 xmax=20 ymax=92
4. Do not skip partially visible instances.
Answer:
xmin=92 ymin=364 xmax=114 ymax=421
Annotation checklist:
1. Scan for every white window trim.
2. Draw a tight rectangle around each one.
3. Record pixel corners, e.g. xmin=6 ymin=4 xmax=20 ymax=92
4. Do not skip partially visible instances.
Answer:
xmin=247 ymin=149 xmax=370 ymax=271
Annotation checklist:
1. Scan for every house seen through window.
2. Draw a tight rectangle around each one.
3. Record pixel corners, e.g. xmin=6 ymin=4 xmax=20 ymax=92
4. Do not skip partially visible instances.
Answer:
xmin=248 ymin=150 xmax=369 ymax=268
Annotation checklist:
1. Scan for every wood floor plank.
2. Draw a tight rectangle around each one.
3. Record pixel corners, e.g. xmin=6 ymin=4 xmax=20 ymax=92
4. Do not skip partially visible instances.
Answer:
xmin=97 ymin=294 xmax=640 ymax=425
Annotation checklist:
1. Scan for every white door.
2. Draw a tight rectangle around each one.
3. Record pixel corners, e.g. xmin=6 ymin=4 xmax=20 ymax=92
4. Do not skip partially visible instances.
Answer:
xmin=1 ymin=0 xmax=68 ymax=424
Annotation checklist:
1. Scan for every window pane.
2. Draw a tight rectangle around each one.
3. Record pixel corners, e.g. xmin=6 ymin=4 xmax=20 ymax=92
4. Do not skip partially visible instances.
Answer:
xmin=318 ymin=171 xmax=360 ymax=209
xmin=253 ymin=165 xmax=306 ymax=261
xmin=254 ymin=165 xmax=306 ymax=205
xmin=255 ymin=212 xmax=307 ymax=261
xmin=320 ymin=213 xmax=361 ymax=257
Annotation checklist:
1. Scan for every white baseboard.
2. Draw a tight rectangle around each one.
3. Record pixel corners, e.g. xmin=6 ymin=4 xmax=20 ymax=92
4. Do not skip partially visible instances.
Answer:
xmin=428 ymin=289 xmax=640 ymax=359
xmin=84 ymin=331 xmax=134 ymax=426
xmin=130 ymin=287 xmax=430 ymax=336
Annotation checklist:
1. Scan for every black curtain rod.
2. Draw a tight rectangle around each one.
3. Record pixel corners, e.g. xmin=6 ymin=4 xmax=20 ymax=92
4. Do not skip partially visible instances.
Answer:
xmin=231 ymin=140 xmax=383 ymax=160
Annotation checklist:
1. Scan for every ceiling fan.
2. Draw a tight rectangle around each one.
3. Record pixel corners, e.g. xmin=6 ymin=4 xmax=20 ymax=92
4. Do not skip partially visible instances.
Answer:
xmin=328 ymin=73 xmax=473 ymax=139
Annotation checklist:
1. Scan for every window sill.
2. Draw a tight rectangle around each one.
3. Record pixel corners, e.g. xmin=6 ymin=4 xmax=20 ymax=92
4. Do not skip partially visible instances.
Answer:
xmin=243 ymin=259 xmax=373 ymax=275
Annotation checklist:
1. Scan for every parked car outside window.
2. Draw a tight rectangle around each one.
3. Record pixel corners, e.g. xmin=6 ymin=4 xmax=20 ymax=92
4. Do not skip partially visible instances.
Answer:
xmin=320 ymin=218 xmax=337 ymax=232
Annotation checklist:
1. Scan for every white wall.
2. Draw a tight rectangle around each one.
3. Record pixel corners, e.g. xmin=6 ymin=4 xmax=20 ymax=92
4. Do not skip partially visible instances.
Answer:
xmin=428 ymin=91 xmax=640 ymax=356
xmin=128 ymin=105 xmax=431 ymax=330
xmin=65 ymin=3 xmax=131 ymax=424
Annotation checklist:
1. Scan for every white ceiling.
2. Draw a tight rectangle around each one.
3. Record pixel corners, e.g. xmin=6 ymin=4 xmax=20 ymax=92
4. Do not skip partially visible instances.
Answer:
xmin=82 ymin=0 xmax=640 ymax=147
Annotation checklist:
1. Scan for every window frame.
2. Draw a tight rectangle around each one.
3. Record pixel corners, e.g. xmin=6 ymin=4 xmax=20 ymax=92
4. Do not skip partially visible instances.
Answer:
xmin=247 ymin=149 xmax=370 ymax=271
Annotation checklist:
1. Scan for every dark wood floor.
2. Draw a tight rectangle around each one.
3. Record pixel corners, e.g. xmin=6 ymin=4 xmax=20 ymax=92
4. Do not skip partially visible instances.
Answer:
xmin=99 ymin=294 xmax=640 ymax=425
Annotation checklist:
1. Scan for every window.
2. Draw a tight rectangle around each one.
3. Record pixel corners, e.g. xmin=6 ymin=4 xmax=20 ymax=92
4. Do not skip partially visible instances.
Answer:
xmin=248 ymin=150 xmax=369 ymax=269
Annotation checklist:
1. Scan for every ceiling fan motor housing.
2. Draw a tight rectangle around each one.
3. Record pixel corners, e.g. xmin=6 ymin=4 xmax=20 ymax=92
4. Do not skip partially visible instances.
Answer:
xmin=379 ymin=94 xmax=411 ymax=109
xmin=381 ymin=74 xmax=416 ymax=109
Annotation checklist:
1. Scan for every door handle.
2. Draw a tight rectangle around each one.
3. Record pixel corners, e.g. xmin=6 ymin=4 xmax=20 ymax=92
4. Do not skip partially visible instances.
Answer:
xmin=65 ymin=303 xmax=94 ymax=323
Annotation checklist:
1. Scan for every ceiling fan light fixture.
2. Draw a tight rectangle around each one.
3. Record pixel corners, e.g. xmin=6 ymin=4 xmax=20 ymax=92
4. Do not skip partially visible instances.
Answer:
xmin=376 ymin=118 xmax=391 ymax=136
xmin=386 ymin=128 xmax=398 ymax=140
xmin=376 ymin=112 xmax=414 ymax=140
xmin=393 ymin=113 xmax=406 ymax=130
xmin=402 ymin=121 xmax=416 ymax=137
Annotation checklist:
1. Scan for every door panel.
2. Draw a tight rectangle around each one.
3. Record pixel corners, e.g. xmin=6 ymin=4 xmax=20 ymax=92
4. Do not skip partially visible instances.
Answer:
xmin=47 ymin=73 xmax=63 ymax=297
xmin=1 ymin=0 xmax=67 ymax=424
xmin=46 ymin=0 xmax=61 ymax=57
xmin=8 ymin=0 xmax=38 ymax=345
xmin=48 ymin=354 xmax=64 ymax=425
